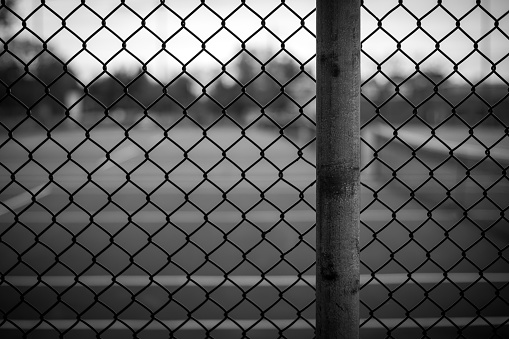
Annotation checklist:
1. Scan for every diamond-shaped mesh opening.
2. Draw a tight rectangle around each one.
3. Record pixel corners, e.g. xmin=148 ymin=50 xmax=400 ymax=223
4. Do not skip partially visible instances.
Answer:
xmin=361 ymin=0 xmax=509 ymax=337
xmin=3 ymin=0 xmax=509 ymax=338
xmin=1 ymin=1 xmax=316 ymax=337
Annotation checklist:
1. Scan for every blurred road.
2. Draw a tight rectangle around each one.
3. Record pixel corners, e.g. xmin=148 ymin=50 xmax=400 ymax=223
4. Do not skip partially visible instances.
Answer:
xmin=0 ymin=125 xmax=317 ymax=339
xmin=1 ymin=124 xmax=508 ymax=338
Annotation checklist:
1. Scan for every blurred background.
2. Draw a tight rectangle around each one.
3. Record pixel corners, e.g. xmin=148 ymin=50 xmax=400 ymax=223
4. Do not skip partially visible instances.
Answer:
xmin=1 ymin=1 xmax=508 ymax=338
xmin=1 ymin=0 xmax=508 ymax=131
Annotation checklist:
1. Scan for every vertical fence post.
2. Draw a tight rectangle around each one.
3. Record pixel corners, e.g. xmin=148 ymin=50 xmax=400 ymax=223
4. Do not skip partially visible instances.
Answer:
xmin=316 ymin=0 xmax=361 ymax=338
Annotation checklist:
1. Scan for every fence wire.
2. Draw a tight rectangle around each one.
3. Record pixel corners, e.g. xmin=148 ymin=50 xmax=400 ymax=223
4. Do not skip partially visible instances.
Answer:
xmin=0 ymin=0 xmax=508 ymax=339
xmin=0 ymin=1 xmax=317 ymax=338
xmin=360 ymin=0 xmax=509 ymax=338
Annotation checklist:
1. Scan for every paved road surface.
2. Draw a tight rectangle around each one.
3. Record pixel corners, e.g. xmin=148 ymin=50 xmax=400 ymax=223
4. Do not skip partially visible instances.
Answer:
xmin=1 ymin=125 xmax=508 ymax=338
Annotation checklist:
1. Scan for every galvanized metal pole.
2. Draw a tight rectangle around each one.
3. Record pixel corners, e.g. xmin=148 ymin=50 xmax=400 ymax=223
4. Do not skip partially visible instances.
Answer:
xmin=316 ymin=0 xmax=361 ymax=338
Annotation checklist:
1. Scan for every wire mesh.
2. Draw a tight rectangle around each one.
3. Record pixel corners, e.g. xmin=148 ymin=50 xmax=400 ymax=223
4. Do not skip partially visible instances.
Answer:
xmin=0 ymin=1 xmax=316 ymax=338
xmin=1 ymin=0 xmax=508 ymax=339
xmin=360 ymin=0 xmax=509 ymax=338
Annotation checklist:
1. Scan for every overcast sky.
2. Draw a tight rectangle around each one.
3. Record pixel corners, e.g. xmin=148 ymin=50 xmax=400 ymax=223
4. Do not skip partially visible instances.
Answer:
xmin=4 ymin=0 xmax=509 ymax=83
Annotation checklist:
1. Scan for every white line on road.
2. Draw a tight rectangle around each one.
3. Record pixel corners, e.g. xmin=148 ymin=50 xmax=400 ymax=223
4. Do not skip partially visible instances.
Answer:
xmin=2 ymin=275 xmax=315 ymax=288
xmin=2 ymin=208 xmax=501 ymax=223
xmin=0 ymin=318 xmax=314 ymax=331
xmin=4 ymin=272 xmax=509 ymax=288
xmin=361 ymin=209 xmax=500 ymax=222
xmin=0 ymin=209 xmax=315 ymax=223
xmin=361 ymin=316 xmax=509 ymax=329
xmin=363 ymin=272 xmax=509 ymax=286
xmin=0 ymin=184 xmax=52 ymax=216
xmin=2 ymin=316 xmax=507 ymax=331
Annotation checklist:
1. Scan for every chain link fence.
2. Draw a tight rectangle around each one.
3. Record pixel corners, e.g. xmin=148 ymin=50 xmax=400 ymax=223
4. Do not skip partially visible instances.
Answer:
xmin=0 ymin=0 xmax=508 ymax=339
xmin=1 ymin=1 xmax=317 ymax=338
xmin=360 ymin=0 xmax=509 ymax=338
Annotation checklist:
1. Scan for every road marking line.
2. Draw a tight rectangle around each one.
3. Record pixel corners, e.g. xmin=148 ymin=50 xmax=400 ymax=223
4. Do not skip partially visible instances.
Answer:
xmin=3 ymin=273 xmax=509 ymax=288
xmin=2 ymin=316 xmax=507 ymax=331
xmin=0 ymin=184 xmax=52 ymax=216
xmin=2 ymin=275 xmax=315 ymax=288
xmin=364 ymin=272 xmax=509 ymax=285
xmin=361 ymin=316 xmax=509 ymax=329
xmin=361 ymin=209 xmax=500 ymax=222
xmin=2 ymin=209 xmax=501 ymax=223
xmin=0 ymin=319 xmax=313 ymax=331
xmin=0 ymin=209 xmax=315 ymax=223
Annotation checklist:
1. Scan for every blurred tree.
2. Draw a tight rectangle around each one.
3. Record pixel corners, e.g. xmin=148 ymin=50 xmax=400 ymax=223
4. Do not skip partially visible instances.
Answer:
xmin=371 ymin=68 xmax=450 ymax=126
xmin=231 ymin=52 xmax=259 ymax=121
xmin=166 ymin=76 xmax=195 ymax=110
xmin=207 ymin=76 xmax=245 ymax=113
xmin=207 ymin=52 xmax=302 ymax=125
xmin=86 ymin=68 xmax=197 ymax=122
xmin=35 ymin=53 xmax=79 ymax=106
xmin=1 ymin=42 xmax=78 ymax=120
xmin=1 ymin=0 xmax=80 ymax=125
xmin=407 ymin=69 xmax=450 ymax=126
xmin=208 ymin=77 xmax=242 ymax=109
xmin=262 ymin=57 xmax=300 ymax=112
xmin=151 ymin=74 xmax=197 ymax=117
xmin=105 ymin=68 xmax=155 ymax=110
xmin=1 ymin=0 xmax=18 ymax=115
xmin=0 ymin=0 xmax=14 ymax=28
